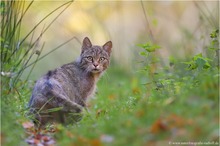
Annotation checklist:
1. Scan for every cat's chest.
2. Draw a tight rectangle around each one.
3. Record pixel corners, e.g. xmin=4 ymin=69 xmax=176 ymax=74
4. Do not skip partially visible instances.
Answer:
xmin=80 ymin=77 xmax=96 ymax=99
xmin=62 ymin=68 xmax=98 ymax=100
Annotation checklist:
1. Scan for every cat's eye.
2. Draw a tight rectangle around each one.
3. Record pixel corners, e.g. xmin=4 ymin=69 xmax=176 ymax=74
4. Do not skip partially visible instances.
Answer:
xmin=86 ymin=56 xmax=93 ymax=61
xmin=99 ymin=57 xmax=105 ymax=62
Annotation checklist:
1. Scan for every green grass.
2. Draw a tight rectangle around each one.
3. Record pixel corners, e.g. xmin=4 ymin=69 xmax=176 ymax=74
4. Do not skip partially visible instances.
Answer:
xmin=57 ymin=66 xmax=218 ymax=146
xmin=1 ymin=62 xmax=219 ymax=146
xmin=54 ymin=65 xmax=218 ymax=146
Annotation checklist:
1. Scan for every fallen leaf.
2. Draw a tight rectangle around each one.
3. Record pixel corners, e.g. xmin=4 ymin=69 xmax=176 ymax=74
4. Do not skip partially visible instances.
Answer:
xmin=25 ymin=137 xmax=40 ymax=145
xmin=145 ymin=141 xmax=157 ymax=146
xmin=150 ymin=118 xmax=168 ymax=134
xmin=0 ymin=133 xmax=5 ymax=145
xmin=22 ymin=121 xmax=34 ymax=129
xmin=135 ymin=109 xmax=145 ymax=117
xmin=100 ymin=134 xmax=114 ymax=143
xmin=42 ymin=135 xmax=50 ymax=142
xmin=167 ymin=114 xmax=190 ymax=128
xmin=25 ymin=134 xmax=55 ymax=146
xmin=108 ymin=94 xmax=116 ymax=100
xmin=132 ymin=87 xmax=141 ymax=94
xmin=96 ymin=109 xmax=106 ymax=118
xmin=90 ymin=139 xmax=102 ymax=146
xmin=164 ymin=97 xmax=175 ymax=105
xmin=77 ymin=136 xmax=88 ymax=145
xmin=66 ymin=131 xmax=74 ymax=138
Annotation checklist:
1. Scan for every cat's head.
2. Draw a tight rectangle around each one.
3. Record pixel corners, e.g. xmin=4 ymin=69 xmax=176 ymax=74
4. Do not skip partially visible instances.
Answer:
xmin=79 ymin=37 xmax=112 ymax=74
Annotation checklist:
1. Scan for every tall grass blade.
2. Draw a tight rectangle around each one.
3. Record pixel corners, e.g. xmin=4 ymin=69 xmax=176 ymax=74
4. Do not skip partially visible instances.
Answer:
xmin=1 ymin=0 xmax=74 ymax=90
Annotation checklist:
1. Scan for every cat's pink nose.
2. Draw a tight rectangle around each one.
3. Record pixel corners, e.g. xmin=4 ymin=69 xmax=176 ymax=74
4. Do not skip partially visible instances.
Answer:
xmin=93 ymin=64 xmax=98 ymax=67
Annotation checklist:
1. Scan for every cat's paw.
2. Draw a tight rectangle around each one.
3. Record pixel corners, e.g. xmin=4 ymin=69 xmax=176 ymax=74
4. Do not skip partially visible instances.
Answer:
xmin=70 ymin=107 xmax=82 ymax=113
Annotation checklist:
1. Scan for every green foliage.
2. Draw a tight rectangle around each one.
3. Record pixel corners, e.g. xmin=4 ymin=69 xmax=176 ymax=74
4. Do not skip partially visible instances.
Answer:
xmin=210 ymin=29 xmax=219 ymax=39
xmin=207 ymin=29 xmax=219 ymax=68
xmin=138 ymin=41 xmax=161 ymax=81
xmin=182 ymin=29 xmax=219 ymax=73
xmin=183 ymin=53 xmax=212 ymax=70
xmin=138 ymin=42 xmax=160 ymax=53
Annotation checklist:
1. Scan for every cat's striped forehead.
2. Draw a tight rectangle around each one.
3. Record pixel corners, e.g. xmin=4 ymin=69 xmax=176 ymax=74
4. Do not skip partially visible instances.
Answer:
xmin=81 ymin=45 xmax=109 ymax=58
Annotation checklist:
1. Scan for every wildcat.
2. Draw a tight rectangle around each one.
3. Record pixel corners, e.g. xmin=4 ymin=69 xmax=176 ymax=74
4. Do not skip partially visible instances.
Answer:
xmin=28 ymin=37 xmax=112 ymax=127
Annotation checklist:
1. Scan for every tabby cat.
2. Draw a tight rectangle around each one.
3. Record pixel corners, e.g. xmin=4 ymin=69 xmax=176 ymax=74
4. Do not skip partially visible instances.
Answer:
xmin=28 ymin=37 xmax=112 ymax=127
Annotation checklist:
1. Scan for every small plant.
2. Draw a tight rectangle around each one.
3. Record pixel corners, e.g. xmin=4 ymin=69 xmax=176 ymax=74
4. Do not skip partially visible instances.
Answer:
xmin=138 ymin=41 xmax=161 ymax=78
xmin=208 ymin=29 xmax=219 ymax=67
xmin=138 ymin=29 xmax=219 ymax=102
xmin=183 ymin=53 xmax=212 ymax=71
xmin=138 ymin=42 xmax=161 ymax=53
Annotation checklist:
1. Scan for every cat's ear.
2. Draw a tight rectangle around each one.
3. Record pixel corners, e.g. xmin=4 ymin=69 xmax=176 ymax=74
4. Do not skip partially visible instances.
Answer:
xmin=103 ymin=41 xmax=112 ymax=55
xmin=82 ymin=37 xmax=92 ymax=50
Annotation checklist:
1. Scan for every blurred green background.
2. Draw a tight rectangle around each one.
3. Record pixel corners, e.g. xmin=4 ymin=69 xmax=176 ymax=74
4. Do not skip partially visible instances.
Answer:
xmin=21 ymin=1 xmax=218 ymax=79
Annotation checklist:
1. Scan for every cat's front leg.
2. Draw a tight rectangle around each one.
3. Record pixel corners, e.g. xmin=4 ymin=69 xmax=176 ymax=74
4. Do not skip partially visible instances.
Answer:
xmin=46 ymin=90 xmax=84 ymax=113
xmin=39 ymin=94 xmax=84 ymax=125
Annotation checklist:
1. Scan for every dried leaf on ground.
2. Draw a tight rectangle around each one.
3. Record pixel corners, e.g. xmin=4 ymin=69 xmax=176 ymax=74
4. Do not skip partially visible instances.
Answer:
xmin=150 ymin=118 xmax=168 ymax=134
xmin=25 ymin=134 xmax=55 ymax=146
xmin=22 ymin=121 xmax=34 ymax=129
xmin=100 ymin=134 xmax=114 ymax=143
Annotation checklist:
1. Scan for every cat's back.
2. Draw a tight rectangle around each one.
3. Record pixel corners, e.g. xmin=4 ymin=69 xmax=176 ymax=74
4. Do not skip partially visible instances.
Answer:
xmin=31 ymin=62 xmax=79 ymax=96
xmin=52 ymin=62 xmax=80 ymax=84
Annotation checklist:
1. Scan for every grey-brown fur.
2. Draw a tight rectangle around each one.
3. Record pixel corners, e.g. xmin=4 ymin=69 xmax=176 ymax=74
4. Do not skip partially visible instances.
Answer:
xmin=28 ymin=37 xmax=112 ymax=127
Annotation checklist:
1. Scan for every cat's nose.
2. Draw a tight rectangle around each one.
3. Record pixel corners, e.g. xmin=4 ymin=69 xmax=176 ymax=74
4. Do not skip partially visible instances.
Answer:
xmin=93 ymin=63 xmax=98 ymax=67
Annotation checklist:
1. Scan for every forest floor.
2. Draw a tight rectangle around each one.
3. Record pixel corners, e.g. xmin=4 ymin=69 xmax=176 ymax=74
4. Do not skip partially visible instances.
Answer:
xmin=1 ymin=63 xmax=219 ymax=146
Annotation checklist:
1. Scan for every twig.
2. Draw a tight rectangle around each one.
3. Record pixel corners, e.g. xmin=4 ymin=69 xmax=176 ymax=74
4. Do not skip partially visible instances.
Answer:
xmin=140 ymin=0 xmax=155 ymax=43
xmin=21 ymin=36 xmax=79 ymax=71
xmin=194 ymin=1 xmax=216 ymax=28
